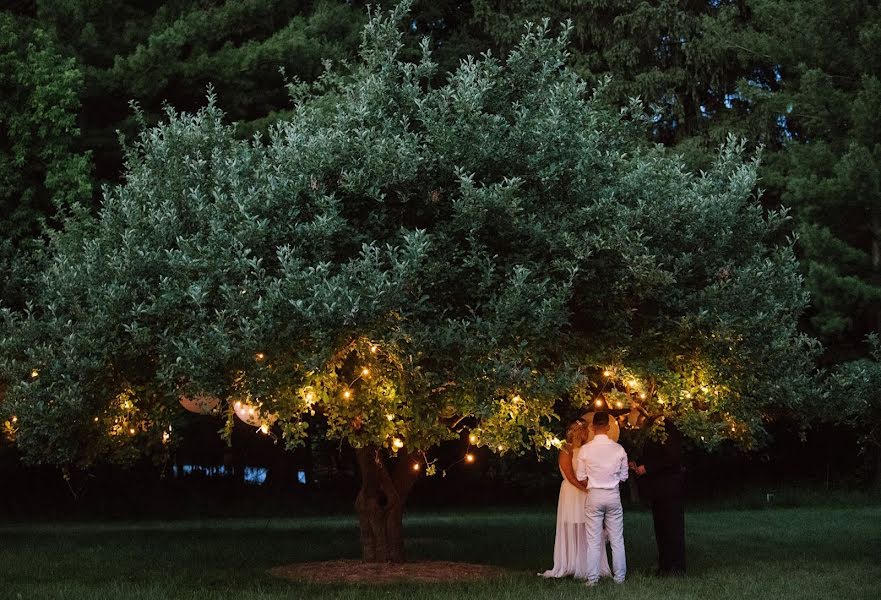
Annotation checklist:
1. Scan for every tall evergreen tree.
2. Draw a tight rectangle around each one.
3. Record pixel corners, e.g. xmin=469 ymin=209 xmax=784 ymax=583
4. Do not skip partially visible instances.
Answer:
xmin=36 ymin=0 xmax=365 ymax=181
xmin=751 ymin=0 xmax=881 ymax=359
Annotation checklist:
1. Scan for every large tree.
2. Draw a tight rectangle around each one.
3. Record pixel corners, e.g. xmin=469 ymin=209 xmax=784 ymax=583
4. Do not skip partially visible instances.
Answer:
xmin=1 ymin=4 xmax=816 ymax=561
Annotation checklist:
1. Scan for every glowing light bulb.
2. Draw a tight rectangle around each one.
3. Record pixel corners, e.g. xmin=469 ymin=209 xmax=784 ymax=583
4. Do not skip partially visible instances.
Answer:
xmin=255 ymin=352 xmax=265 ymax=361
xmin=412 ymin=463 xmax=420 ymax=472
xmin=370 ymin=345 xmax=379 ymax=354
xmin=628 ymin=379 xmax=638 ymax=388
xmin=129 ymin=428 xmax=136 ymax=435
xmin=343 ymin=390 xmax=352 ymax=400
xmin=465 ymin=453 xmax=475 ymax=464
xmin=392 ymin=438 xmax=404 ymax=449
xmin=361 ymin=367 xmax=370 ymax=376
xmin=615 ymin=401 xmax=624 ymax=408
xmin=603 ymin=369 xmax=612 ymax=377
xmin=595 ymin=399 xmax=603 ymax=408
xmin=639 ymin=392 xmax=647 ymax=399
xmin=497 ymin=445 xmax=504 ymax=451
xmin=30 ymin=369 xmax=39 ymax=379
xmin=93 ymin=417 xmax=99 ymax=422
xmin=468 ymin=433 xmax=478 ymax=444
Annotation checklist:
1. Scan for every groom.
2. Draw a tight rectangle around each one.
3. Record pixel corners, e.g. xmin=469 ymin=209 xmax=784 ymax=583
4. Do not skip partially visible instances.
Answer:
xmin=576 ymin=412 xmax=629 ymax=585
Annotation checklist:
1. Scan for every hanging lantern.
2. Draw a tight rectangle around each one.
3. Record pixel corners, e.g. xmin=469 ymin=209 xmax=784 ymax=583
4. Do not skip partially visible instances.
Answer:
xmin=179 ymin=393 xmax=220 ymax=415
xmin=232 ymin=399 xmax=277 ymax=428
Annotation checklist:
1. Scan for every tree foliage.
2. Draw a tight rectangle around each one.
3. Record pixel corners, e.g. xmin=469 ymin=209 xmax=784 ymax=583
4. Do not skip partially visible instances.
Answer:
xmin=36 ymin=0 xmax=366 ymax=181
xmin=752 ymin=1 xmax=881 ymax=357
xmin=0 ymin=12 xmax=91 ymax=307
xmin=0 ymin=4 xmax=816 ymax=469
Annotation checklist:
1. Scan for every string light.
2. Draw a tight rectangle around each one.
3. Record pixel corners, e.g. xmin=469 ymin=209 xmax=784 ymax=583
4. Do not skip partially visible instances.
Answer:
xmin=255 ymin=352 xmax=265 ymax=361
xmin=93 ymin=417 xmax=99 ymax=422
xmin=639 ymin=392 xmax=647 ymax=399
xmin=615 ymin=400 xmax=624 ymax=408
xmin=465 ymin=453 xmax=475 ymax=464
xmin=361 ymin=367 xmax=370 ymax=376
xmin=370 ymin=345 xmax=379 ymax=354
xmin=595 ymin=398 xmax=603 ymax=408
xmin=343 ymin=390 xmax=352 ymax=400
xmin=129 ymin=428 xmax=136 ymax=435
xmin=412 ymin=462 xmax=420 ymax=472
xmin=392 ymin=438 xmax=404 ymax=449
xmin=627 ymin=379 xmax=639 ymax=388
xmin=468 ymin=433 xmax=478 ymax=444
xmin=30 ymin=369 xmax=39 ymax=379
xmin=602 ymin=370 xmax=612 ymax=377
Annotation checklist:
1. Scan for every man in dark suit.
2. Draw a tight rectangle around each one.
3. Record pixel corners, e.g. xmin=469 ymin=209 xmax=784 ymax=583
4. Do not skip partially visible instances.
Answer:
xmin=630 ymin=419 xmax=686 ymax=576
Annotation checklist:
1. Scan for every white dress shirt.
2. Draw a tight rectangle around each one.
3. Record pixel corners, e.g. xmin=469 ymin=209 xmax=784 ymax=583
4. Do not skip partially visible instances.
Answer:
xmin=576 ymin=434 xmax=629 ymax=490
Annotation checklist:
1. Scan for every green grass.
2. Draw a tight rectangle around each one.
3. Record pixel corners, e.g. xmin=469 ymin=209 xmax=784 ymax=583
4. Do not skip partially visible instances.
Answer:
xmin=2 ymin=506 xmax=880 ymax=599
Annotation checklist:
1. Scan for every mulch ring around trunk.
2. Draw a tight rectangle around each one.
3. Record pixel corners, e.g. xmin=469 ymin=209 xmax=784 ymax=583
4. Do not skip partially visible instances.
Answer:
xmin=269 ymin=559 xmax=508 ymax=584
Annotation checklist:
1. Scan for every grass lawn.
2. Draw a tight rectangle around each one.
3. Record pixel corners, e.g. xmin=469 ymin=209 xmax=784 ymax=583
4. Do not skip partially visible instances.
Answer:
xmin=2 ymin=506 xmax=880 ymax=599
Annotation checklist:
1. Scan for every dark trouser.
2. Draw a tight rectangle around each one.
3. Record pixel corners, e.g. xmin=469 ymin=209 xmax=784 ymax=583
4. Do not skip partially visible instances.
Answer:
xmin=651 ymin=494 xmax=686 ymax=574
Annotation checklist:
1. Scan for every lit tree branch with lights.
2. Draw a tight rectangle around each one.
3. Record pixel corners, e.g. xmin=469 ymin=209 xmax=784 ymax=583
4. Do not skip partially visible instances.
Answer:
xmin=0 ymin=2 xmax=818 ymax=563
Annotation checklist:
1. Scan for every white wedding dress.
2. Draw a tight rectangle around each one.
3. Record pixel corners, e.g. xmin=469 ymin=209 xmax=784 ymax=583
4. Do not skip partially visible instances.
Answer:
xmin=541 ymin=450 xmax=612 ymax=579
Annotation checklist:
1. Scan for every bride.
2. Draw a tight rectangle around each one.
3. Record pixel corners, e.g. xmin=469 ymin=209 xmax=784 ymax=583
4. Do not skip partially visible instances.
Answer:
xmin=541 ymin=418 xmax=612 ymax=579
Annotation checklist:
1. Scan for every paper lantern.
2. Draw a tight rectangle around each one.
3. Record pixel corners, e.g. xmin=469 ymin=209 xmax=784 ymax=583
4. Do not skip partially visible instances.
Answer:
xmin=581 ymin=411 xmax=620 ymax=442
xmin=232 ymin=399 xmax=277 ymax=427
xmin=179 ymin=393 xmax=220 ymax=415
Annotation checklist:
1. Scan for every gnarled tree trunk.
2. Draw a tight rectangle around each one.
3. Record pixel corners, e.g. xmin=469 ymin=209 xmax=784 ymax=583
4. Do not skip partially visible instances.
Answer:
xmin=354 ymin=446 xmax=419 ymax=563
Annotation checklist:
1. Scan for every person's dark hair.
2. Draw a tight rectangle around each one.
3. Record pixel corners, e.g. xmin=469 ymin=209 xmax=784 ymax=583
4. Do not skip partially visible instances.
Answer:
xmin=592 ymin=412 xmax=610 ymax=428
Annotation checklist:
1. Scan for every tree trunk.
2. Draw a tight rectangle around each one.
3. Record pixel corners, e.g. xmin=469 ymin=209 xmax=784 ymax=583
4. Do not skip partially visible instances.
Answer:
xmin=354 ymin=446 xmax=419 ymax=563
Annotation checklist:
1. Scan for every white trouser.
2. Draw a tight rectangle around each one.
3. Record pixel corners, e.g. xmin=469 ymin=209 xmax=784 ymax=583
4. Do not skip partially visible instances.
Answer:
xmin=584 ymin=487 xmax=626 ymax=583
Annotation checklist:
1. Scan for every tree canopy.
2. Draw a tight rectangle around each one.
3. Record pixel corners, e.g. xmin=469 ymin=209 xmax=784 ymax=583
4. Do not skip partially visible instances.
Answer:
xmin=1 ymin=3 xmax=816 ymax=471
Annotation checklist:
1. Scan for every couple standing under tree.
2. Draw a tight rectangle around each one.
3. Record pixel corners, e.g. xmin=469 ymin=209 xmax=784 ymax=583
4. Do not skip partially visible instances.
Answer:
xmin=541 ymin=410 xmax=686 ymax=585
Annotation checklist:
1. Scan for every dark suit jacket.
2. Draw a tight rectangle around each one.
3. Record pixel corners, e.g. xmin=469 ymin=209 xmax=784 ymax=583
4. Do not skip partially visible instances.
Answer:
xmin=638 ymin=421 xmax=684 ymax=501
